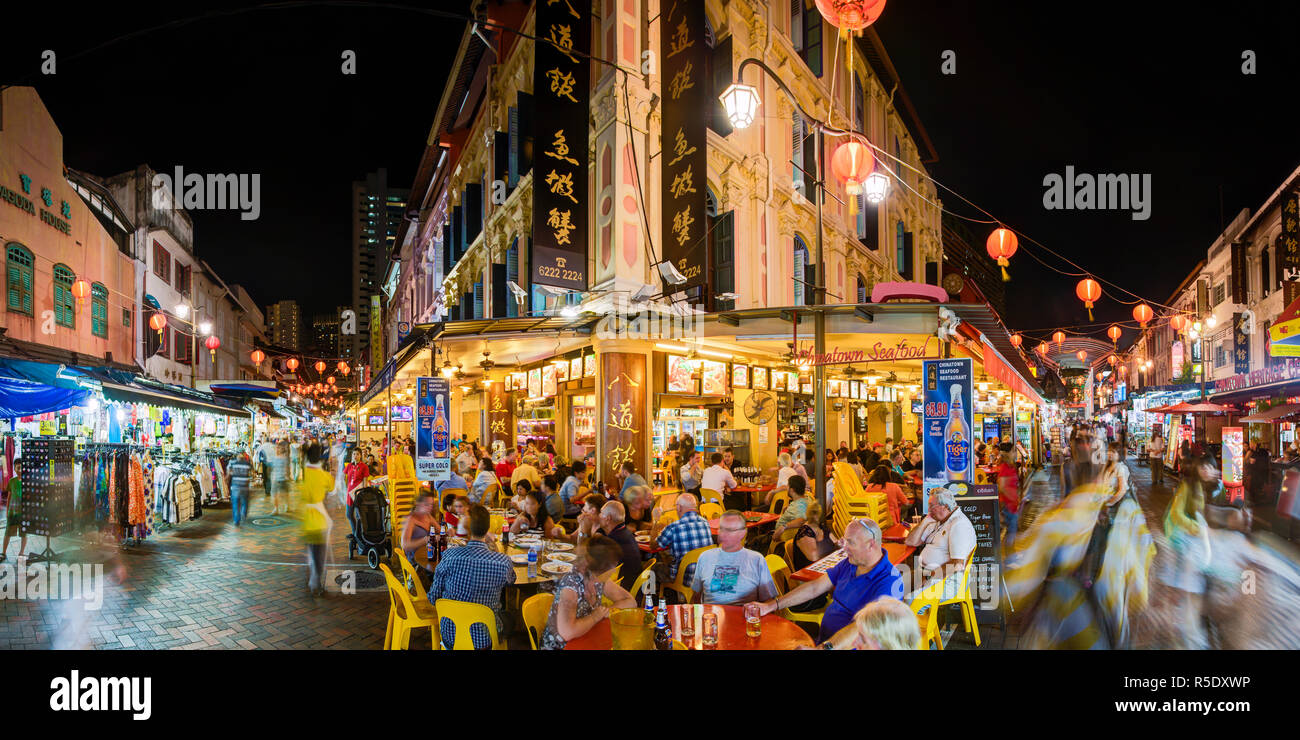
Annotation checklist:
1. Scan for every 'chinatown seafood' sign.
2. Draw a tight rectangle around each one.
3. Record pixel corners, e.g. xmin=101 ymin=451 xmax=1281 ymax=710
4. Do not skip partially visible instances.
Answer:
xmin=794 ymin=335 xmax=938 ymax=366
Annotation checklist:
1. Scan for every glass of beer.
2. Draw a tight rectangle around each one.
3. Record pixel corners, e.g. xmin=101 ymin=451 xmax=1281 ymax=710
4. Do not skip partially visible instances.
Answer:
xmin=678 ymin=604 xmax=696 ymax=639
xmin=744 ymin=603 xmax=762 ymax=638
xmin=701 ymin=608 xmax=719 ymax=647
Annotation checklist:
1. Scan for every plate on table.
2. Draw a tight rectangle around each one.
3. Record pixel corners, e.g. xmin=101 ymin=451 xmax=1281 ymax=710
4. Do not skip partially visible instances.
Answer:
xmin=547 ymin=542 xmax=574 ymax=551
xmin=449 ymin=537 xmax=467 ymax=547
xmin=509 ymin=553 xmax=530 ymax=565
xmin=540 ymin=561 xmax=573 ymax=575
xmin=743 ymin=513 xmax=765 ymax=523
xmin=547 ymin=552 xmax=576 ymax=563
xmin=635 ymin=533 xmax=652 ymax=543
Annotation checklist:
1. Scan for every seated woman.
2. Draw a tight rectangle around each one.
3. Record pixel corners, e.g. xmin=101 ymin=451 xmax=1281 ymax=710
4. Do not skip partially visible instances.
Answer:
xmin=511 ymin=489 xmax=561 ymax=538
xmin=850 ymin=597 xmax=921 ymax=650
xmin=864 ymin=464 xmax=910 ymax=526
xmin=510 ymin=479 xmax=532 ymax=513
xmin=561 ymin=492 xmax=605 ymax=543
xmin=540 ymin=535 xmax=637 ymax=649
xmin=792 ymin=500 xmax=838 ymax=572
xmin=447 ymin=496 xmax=471 ymax=536
xmin=400 ymin=491 xmax=438 ymax=589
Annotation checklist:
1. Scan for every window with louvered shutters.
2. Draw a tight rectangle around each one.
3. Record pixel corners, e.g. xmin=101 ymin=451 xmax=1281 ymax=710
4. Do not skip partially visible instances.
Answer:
xmin=794 ymin=237 xmax=809 ymax=305
xmin=91 ymin=283 xmax=109 ymax=338
xmin=506 ymin=239 xmax=519 ymax=318
xmin=6 ymin=243 xmax=34 ymax=316
xmin=53 ymin=264 xmax=75 ymax=328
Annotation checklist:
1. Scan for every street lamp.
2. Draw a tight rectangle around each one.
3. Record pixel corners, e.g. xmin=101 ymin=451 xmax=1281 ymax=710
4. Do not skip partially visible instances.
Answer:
xmin=863 ymin=170 xmax=891 ymax=204
xmin=199 ymin=321 xmax=213 ymax=336
xmin=719 ymin=83 xmax=760 ymax=129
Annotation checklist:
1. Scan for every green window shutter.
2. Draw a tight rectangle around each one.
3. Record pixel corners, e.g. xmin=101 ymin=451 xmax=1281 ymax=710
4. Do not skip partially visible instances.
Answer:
xmin=6 ymin=264 xmax=18 ymax=310
xmin=22 ymin=267 xmax=32 ymax=314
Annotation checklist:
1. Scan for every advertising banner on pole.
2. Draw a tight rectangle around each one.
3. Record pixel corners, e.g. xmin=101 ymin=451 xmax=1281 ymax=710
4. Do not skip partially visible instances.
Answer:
xmin=922 ymin=358 xmax=973 ymax=512
xmin=1222 ymin=426 xmax=1243 ymax=487
xmin=416 ymin=377 xmax=450 ymax=481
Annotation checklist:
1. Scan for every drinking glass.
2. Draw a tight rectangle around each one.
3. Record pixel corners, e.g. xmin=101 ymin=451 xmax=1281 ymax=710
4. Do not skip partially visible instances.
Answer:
xmin=701 ymin=608 xmax=719 ymax=647
xmin=744 ymin=603 xmax=762 ymax=638
xmin=678 ymin=604 xmax=696 ymax=639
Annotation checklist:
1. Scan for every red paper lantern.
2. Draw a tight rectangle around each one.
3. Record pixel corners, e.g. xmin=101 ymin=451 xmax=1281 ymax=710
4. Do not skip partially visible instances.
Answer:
xmin=1170 ymin=315 xmax=1188 ymax=333
xmin=1075 ymin=278 xmax=1102 ymax=319
xmin=1053 ymin=330 xmax=1066 ymax=348
xmin=327 ymin=376 xmax=336 ymax=385
xmin=1108 ymin=354 xmax=1117 ymax=366
xmin=1132 ymin=303 xmax=1153 ymax=327
xmin=71 ymin=279 xmax=92 ymax=301
xmin=1037 ymin=342 xmax=1049 ymax=356
xmin=250 ymin=349 xmax=266 ymax=365
xmin=1076 ymin=350 xmax=1088 ymax=362
xmin=149 ymin=312 xmax=167 ymax=339
xmin=205 ymin=335 xmax=220 ymax=362
xmin=1009 ymin=333 xmax=1022 ymax=348
xmin=1107 ymin=325 xmax=1122 ymax=344
xmin=338 ymin=361 xmax=350 ymax=375
xmin=286 ymin=357 xmax=300 ymax=372
xmin=815 ymin=0 xmax=888 ymax=32
xmin=830 ymin=137 xmax=874 ymax=215
xmin=314 ymin=360 xmax=327 ymax=374
xmin=986 ymin=228 xmax=1018 ymax=282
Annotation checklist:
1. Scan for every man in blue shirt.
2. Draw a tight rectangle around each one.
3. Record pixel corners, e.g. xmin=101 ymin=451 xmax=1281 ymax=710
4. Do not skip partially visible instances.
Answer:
xmin=428 ymin=504 xmax=516 ymax=649
xmin=751 ymin=517 xmax=903 ymax=648
xmin=558 ymin=460 xmax=586 ymax=517
xmin=436 ymin=469 xmax=469 ymax=493
xmin=617 ymin=461 xmax=648 ymax=496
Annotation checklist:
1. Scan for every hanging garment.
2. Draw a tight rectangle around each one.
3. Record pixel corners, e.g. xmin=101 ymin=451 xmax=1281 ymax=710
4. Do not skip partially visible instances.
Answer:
xmin=128 ymin=455 xmax=147 ymax=528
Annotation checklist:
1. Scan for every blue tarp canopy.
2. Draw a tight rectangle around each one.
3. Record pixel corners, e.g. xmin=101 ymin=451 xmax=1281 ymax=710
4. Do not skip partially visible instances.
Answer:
xmin=0 ymin=358 xmax=245 ymax=418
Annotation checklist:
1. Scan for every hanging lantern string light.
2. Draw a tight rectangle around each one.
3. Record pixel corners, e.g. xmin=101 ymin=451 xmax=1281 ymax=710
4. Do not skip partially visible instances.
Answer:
xmin=986 ymin=227 xmax=1018 ymax=282
xmin=1076 ymin=277 xmax=1102 ymax=321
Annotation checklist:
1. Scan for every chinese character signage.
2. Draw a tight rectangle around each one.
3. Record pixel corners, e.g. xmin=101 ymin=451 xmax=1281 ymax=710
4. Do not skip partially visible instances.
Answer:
xmin=416 ymin=377 xmax=450 ymax=481
xmin=1233 ymin=312 xmax=1250 ymax=374
xmin=531 ymin=0 xmax=590 ymax=291
xmin=922 ymin=358 xmax=973 ymax=513
xmin=1283 ymin=192 xmax=1300 ymax=272
xmin=370 ymin=294 xmax=384 ymax=372
xmin=659 ymin=0 xmax=708 ymax=291
xmin=599 ymin=353 xmax=647 ymax=485
xmin=487 ymin=380 xmax=513 ymax=450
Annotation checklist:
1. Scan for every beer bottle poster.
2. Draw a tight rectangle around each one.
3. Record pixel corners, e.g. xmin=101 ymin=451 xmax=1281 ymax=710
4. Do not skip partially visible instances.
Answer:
xmin=416 ymin=376 xmax=451 ymax=482
xmin=921 ymin=358 xmax=974 ymax=513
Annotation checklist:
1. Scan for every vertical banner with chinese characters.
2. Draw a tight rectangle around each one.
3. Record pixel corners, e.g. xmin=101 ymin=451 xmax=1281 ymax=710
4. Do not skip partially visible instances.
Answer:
xmin=530 ymin=0 xmax=590 ymax=291
xmin=486 ymin=381 xmax=514 ymax=455
xmin=1234 ymin=312 xmax=1250 ymax=374
xmin=1231 ymin=242 xmax=1247 ymax=304
xmin=659 ymin=0 xmax=708 ymax=290
xmin=598 ymin=352 xmax=647 ymax=487
xmin=1283 ymin=192 xmax=1300 ymax=272
xmin=369 ymin=295 xmax=384 ymax=372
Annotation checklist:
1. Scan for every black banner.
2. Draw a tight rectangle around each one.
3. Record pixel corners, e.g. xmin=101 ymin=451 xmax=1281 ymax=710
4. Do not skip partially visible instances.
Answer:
xmin=1231 ymin=241 xmax=1247 ymax=304
xmin=1234 ymin=311 xmax=1250 ymax=374
xmin=1282 ymin=191 xmax=1300 ymax=272
xmin=659 ymin=0 xmax=709 ymax=291
xmin=530 ymin=0 xmax=590 ymax=291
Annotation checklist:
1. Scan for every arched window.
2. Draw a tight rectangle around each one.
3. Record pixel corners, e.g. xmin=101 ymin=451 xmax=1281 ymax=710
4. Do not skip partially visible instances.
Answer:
xmin=5 ymin=243 xmax=34 ymax=316
xmin=91 ymin=283 xmax=109 ymax=338
xmin=794 ymin=236 xmax=811 ymax=306
xmin=857 ymin=273 xmax=868 ymax=304
xmin=53 ymin=264 xmax=75 ymax=329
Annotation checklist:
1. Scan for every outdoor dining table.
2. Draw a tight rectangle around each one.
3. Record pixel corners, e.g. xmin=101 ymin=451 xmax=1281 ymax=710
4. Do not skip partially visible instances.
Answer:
xmin=413 ymin=536 xmax=568 ymax=585
xmin=787 ymin=542 xmax=917 ymax=583
xmin=564 ymin=603 xmax=815 ymax=650
xmin=730 ymin=483 xmax=774 ymax=509
xmin=708 ymin=511 xmax=779 ymax=535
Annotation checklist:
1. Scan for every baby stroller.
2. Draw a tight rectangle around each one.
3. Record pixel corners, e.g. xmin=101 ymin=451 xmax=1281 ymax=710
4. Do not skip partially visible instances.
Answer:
xmin=348 ymin=486 xmax=392 ymax=569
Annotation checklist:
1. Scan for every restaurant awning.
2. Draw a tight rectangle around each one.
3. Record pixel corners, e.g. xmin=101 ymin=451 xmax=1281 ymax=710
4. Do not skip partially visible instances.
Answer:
xmin=1161 ymin=401 xmax=1232 ymax=414
xmin=1237 ymin=403 xmax=1300 ymax=423
xmin=98 ymin=380 xmax=249 ymax=417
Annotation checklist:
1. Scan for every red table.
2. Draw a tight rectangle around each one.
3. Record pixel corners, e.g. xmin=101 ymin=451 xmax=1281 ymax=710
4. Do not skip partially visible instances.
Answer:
xmin=564 ymin=604 xmax=815 ymax=650
xmin=882 ymin=523 xmax=909 ymax=542
xmin=708 ymin=511 xmax=779 ymax=535
xmin=730 ymin=484 xmax=775 ymax=509
xmin=788 ymin=542 xmax=916 ymax=583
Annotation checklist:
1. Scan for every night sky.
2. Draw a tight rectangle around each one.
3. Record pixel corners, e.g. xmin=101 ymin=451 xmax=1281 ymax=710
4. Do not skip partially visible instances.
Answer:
xmin=4 ymin=1 xmax=1299 ymax=345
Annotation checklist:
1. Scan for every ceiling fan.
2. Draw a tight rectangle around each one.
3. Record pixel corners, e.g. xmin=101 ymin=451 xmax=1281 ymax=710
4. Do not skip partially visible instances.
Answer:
xmin=479 ymin=351 xmax=496 ymax=372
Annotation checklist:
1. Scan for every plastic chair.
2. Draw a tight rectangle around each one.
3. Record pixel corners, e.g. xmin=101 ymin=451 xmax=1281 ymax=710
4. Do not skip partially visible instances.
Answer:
xmin=379 ymin=563 xmax=438 ymax=650
xmin=768 ymin=489 xmax=790 ymax=516
xmin=699 ymin=502 xmax=724 ymax=520
xmin=630 ymin=558 xmax=658 ymax=604
xmin=662 ymin=546 xmax=714 ymax=604
xmin=672 ymin=639 xmax=688 ymax=650
xmin=657 ymin=510 xmax=680 ymax=526
xmin=434 ymin=598 xmax=503 ymax=650
xmin=699 ymin=487 xmax=722 ymax=505
xmin=767 ymin=526 xmax=798 ymax=555
xmin=909 ymin=592 xmax=944 ymax=650
xmin=521 ymin=592 xmax=554 ymax=650
xmin=764 ymin=553 xmax=791 ymax=595
xmin=936 ymin=548 xmax=981 ymax=647
xmin=484 ymin=483 xmax=501 ymax=507
xmin=396 ymin=550 xmax=430 ymax=604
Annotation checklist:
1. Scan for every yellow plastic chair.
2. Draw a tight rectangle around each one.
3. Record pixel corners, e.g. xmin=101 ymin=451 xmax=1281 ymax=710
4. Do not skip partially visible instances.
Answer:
xmin=435 ymin=598 xmax=503 ymax=650
xmin=767 ymin=526 xmax=798 ymax=555
xmin=630 ymin=558 xmax=657 ymax=603
xmin=699 ymin=502 xmax=724 ymax=521
xmin=672 ymin=639 xmax=688 ymax=650
xmin=396 ymin=550 xmax=429 ymax=604
xmin=484 ymin=483 xmax=501 ymax=507
xmin=910 ymin=592 xmax=944 ymax=650
xmin=657 ymin=510 xmax=680 ymax=526
xmin=662 ymin=546 xmax=714 ymax=604
xmin=764 ymin=553 xmax=791 ymax=595
xmin=521 ymin=592 xmax=554 ymax=650
xmin=768 ymin=489 xmax=790 ymax=516
xmin=379 ymin=563 xmax=438 ymax=650
xmin=699 ymin=487 xmax=722 ymax=505
xmin=936 ymin=548 xmax=980 ymax=647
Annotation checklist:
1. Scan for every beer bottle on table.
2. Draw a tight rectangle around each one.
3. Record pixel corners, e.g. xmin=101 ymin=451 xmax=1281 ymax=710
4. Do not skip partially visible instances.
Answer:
xmin=643 ymin=591 xmax=656 ymax=626
xmin=654 ymin=602 xmax=673 ymax=650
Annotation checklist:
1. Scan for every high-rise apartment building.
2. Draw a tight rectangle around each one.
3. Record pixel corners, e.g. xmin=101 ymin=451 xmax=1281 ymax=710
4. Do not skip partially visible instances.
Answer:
xmin=351 ymin=169 xmax=407 ymax=366
xmin=265 ymin=299 xmax=302 ymax=351
xmin=311 ymin=310 xmax=345 ymax=357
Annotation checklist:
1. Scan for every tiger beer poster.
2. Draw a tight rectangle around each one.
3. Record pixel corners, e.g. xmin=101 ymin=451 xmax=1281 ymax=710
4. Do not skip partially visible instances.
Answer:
xmin=922 ymin=358 xmax=974 ymax=513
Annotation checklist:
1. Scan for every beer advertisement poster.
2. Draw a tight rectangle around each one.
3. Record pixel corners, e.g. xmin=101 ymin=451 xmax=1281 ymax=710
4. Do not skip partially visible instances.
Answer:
xmin=416 ymin=377 xmax=450 ymax=481
xmin=921 ymin=358 xmax=973 ymax=513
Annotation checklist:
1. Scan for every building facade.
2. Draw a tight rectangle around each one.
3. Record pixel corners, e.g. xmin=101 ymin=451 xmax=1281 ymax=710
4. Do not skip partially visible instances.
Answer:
xmin=352 ymin=169 xmax=407 ymax=366
xmin=265 ymin=299 xmax=303 ymax=351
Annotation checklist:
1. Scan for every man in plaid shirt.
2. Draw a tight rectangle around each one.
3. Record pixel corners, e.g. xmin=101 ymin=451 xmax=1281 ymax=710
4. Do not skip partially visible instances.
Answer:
xmin=429 ymin=504 xmax=516 ymax=649
xmin=654 ymin=493 xmax=714 ymax=585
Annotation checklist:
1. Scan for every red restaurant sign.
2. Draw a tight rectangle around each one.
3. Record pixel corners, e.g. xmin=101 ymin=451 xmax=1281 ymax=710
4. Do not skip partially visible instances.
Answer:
xmin=1213 ymin=357 xmax=1300 ymax=393
xmin=793 ymin=335 xmax=937 ymax=366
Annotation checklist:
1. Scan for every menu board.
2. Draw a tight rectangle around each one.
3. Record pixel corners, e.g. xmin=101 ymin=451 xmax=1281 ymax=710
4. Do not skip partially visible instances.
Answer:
xmin=701 ymin=360 xmax=727 ymax=396
xmin=753 ymin=367 xmax=768 ymax=390
xmin=801 ymin=382 xmax=813 ymax=395
xmin=1222 ymin=426 xmax=1243 ymax=486
xmin=958 ymin=495 xmax=1003 ymax=624
xmin=542 ymin=365 xmax=558 ymax=397
xmin=570 ymin=357 xmax=582 ymax=381
xmin=528 ymin=368 xmax=542 ymax=398
xmin=733 ymin=365 xmax=749 ymax=388
xmin=667 ymin=355 xmax=698 ymax=393
xmin=773 ymin=371 xmax=787 ymax=391
xmin=584 ymin=355 xmax=596 ymax=377
xmin=555 ymin=361 xmax=569 ymax=382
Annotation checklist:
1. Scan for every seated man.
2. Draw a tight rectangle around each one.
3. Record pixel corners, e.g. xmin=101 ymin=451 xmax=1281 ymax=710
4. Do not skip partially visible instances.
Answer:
xmin=690 ymin=511 xmax=778 ymax=605
xmin=540 ymin=475 xmax=565 ymax=522
xmin=428 ymin=504 xmax=516 ymax=649
xmin=751 ymin=518 xmax=904 ymax=649
xmin=652 ymin=493 xmax=714 ymax=591
xmin=510 ymin=455 xmax=543 ymax=493
xmin=699 ymin=452 xmax=737 ymax=505
xmin=617 ymin=461 xmax=649 ymax=496
xmin=596 ymin=500 xmax=643 ymax=592
xmin=679 ymin=449 xmax=704 ymax=494
xmin=904 ymin=488 xmax=976 ymax=600
xmin=558 ymin=460 xmax=586 ymax=518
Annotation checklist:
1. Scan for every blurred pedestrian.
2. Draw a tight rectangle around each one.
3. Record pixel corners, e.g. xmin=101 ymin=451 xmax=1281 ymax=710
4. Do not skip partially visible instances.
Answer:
xmin=226 ymin=448 xmax=253 ymax=527
xmin=299 ymin=443 xmax=335 ymax=596
xmin=1158 ymin=452 xmax=1215 ymax=649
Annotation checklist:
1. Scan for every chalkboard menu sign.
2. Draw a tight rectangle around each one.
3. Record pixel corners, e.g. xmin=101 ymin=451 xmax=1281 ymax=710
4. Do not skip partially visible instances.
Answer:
xmin=958 ymin=494 xmax=1003 ymax=624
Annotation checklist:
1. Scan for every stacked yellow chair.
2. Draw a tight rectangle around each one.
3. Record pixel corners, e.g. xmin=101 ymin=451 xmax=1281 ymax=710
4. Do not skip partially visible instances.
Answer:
xmin=829 ymin=462 xmax=890 ymax=537
xmin=386 ymin=452 xmax=419 ymax=542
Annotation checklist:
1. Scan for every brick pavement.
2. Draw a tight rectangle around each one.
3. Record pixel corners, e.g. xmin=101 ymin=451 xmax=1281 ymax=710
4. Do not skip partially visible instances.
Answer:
xmin=0 ymin=488 xmax=390 ymax=650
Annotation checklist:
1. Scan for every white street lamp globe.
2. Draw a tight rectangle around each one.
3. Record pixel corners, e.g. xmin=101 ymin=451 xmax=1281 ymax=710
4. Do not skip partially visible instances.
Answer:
xmin=1206 ymin=315 xmax=1217 ymax=329
xmin=175 ymin=304 xmax=190 ymax=319
xmin=199 ymin=321 xmax=213 ymax=335
xmin=719 ymin=83 xmax=760 ymax=129
xmin=864 ymin=171 xmax=891 ymax=204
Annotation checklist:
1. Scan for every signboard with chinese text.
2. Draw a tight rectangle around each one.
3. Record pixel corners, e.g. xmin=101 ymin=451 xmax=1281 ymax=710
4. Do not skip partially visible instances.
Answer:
xmin=658 ymin=0 xmax=708 ymax=291
xmin=599 ymin=353 xmax=648 ymax=487
xmin=487 ymin=381 xmax=513 ymax=451
xmin=1283 ymin=192 xmax=1300 ymax=272
xmin=1234 ymin=312 xmax=1251 ymax=374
